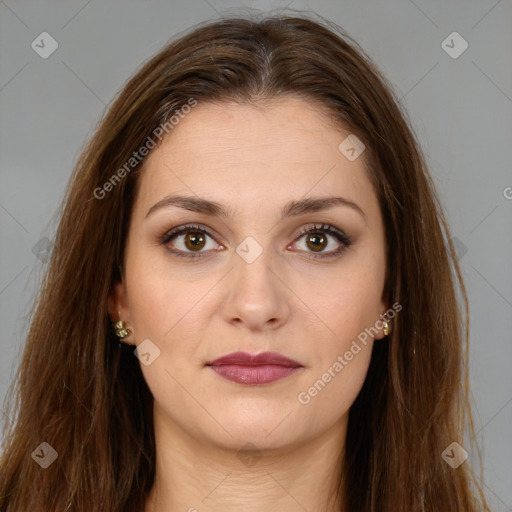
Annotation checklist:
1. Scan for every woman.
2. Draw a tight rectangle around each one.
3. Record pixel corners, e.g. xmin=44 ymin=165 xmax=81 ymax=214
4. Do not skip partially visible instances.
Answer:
xmin=0 ymin=12 xmax=491 ymax=512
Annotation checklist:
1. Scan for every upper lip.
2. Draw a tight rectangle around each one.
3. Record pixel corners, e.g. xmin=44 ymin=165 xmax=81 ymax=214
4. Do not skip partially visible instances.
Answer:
xmin=206 ymin=351 xmax=303 ymax=368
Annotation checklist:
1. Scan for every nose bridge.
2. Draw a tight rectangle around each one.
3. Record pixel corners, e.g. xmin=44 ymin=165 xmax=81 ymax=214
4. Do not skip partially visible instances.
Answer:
xmin=223 ymin=233 xmax=290 ymax=329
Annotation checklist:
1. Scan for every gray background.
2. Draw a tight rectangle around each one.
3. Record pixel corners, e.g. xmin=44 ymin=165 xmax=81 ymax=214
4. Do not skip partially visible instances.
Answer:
xmin=1 ymin=0 xmax=511 ymax=510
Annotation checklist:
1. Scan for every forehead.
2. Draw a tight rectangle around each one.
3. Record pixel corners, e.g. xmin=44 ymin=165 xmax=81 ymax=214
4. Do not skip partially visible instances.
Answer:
xmin=154 ymin=96 xmax=351 ymax=164
xmin=133 ymin=97 xmax=378 ymax=223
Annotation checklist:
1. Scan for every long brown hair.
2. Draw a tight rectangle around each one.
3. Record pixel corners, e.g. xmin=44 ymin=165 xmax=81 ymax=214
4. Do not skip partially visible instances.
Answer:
xmin=0 ymin=11 xmax=491 ymax=512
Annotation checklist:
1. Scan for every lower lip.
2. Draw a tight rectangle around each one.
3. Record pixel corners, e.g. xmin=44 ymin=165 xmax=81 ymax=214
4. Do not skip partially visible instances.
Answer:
xmin=208 ymin=364 xmax=302 ymax=384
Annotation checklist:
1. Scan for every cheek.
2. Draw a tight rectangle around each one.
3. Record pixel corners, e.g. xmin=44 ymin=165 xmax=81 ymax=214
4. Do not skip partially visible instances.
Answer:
xmin=297 ymin=340 xmax=373 ymax=427
xmin=125 ymin=250 xmax=207 ymax=340
xmin=125 ymin=264 xmax=217 ymax=387
xmin=296 ymin=288 xmax=376 ymax=420
xmin=310 ymin=263 xmax=385 ymax=341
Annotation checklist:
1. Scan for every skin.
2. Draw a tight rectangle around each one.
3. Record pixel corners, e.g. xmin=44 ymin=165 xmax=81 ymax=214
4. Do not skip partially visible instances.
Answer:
xmin=108 ymin=96 xmax=389 ymax=512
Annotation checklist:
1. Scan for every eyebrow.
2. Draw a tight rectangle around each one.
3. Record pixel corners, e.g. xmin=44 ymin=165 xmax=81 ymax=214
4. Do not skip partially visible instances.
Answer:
xmin=145 ymin=194 xmax=367 ymax=223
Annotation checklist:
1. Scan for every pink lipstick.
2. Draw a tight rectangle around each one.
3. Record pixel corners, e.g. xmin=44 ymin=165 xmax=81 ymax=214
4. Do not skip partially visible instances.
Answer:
xmin=206 ymin=351 xmax=303 ymax=385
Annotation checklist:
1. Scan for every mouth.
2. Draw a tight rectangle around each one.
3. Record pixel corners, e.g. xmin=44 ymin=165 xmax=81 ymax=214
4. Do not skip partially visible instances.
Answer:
xmin=205 ymin=351 xmax=304 ymax=385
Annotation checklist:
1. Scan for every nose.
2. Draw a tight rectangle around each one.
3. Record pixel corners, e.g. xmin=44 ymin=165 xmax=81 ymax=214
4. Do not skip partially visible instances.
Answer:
xmin=221 ymin=245 xmax=291 ymax=332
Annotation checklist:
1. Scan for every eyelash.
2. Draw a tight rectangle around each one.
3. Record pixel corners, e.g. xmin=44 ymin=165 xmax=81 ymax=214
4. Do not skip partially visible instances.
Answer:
xmin=160 ymin=223 xmax=352 ymax=260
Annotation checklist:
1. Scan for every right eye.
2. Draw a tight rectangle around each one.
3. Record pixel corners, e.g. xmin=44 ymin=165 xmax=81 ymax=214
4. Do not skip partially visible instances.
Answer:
xmin=161 ymin=224 xmax=224 ymax=258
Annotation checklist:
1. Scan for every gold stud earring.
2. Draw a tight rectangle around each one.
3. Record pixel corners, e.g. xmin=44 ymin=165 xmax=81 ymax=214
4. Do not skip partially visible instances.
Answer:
xmin=383 ymin=320 xmax=390 ymax=337
xmin=114 ymin=320 xmax=130 ymax=339
xmin=114 ymin=311 xmax=131 ymax=340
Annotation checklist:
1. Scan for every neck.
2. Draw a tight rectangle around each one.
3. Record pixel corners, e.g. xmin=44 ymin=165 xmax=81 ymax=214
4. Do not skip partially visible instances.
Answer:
xmin=144 ymin=404 xmax=346 ymax=512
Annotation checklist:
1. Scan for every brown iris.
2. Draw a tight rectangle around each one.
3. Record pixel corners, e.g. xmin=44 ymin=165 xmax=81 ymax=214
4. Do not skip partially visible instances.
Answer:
xmin=184 ymin=231 xmax=206 ymax=251
xmin=305 ymin=232 xmax=327 ymax=252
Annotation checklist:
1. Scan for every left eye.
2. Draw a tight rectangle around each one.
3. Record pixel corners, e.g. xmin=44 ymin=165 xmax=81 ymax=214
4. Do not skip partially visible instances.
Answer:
xmin=161 ymin=223 xmax=351 ymax=259
xmin=290 ymin=223 xmax=352 ymax=259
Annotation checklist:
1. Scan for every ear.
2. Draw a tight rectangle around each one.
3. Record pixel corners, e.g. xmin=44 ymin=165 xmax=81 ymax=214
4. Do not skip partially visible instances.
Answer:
xmin=108 ymin=279 xmax=135 ymax=345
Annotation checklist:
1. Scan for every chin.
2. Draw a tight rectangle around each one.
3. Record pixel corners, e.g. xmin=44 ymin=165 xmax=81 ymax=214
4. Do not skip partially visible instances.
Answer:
xmin=201 ymin=406 xmax=302 ymax=448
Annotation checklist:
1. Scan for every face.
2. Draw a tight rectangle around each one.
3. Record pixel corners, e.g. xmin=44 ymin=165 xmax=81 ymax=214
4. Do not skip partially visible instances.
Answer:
xmin=109 ymin=96 xmax=388 ymax=452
